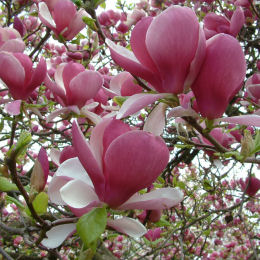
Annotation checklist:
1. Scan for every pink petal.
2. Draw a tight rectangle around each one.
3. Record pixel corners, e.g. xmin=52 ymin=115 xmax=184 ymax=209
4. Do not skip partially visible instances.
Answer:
xmin=216 ymin=115 xmax=260 ymax=127
xmin=167 ymin=106 xmax=199 ymax=118
xmin=63 ymin=9 xmax=88 ymax=40
xmin=0 ymin=39 xmax=25 ymax=53
xmin=116 ymin=93 xmax=169 ymax=119
xmin=4 ymin=100 xmax=21 ymax=115
xmin=230 ymin=7 xmax=245 ymax=36
xmin=72 ymin=121 xmax=105 ymax=196
xmin=110 ymin=72 xmax=131 ymax=95
xmin=143 ymin=103 xmax=167 ymax=136
xmin=50 ymin=148 xmax=61 ymax=166
xmin=104 ymin=130 xmax=169 ymax=207
xmin=52 ymin=0 xmax=76 ymax=33
xmin=38 ymin=147 xmax=49 ymax=183
xmin=41 ymin=224 xmax=76 ymax=248
xmin=0 ymin=52 xmax=25 ymax=99
xmin=69 ymin=70 xmax=103 ymax=108
xmin=80 ymin=107 xmax=102 ymax=125
xmin=107 ymin=217 xmax=147 ymax=238
xmin=119 ymin=188 xmax=183 ymax=210
xmin=60 ymin=179 xmax=99 ymax=208
xmin=46 ymin=106 xmax=80 ymax=123
xmin=106 ymin=39 xmax=161 ymax=90
xmin=191 ymin=33 xmax=246 ymax=119
xmin=146 ymin=6 xmax=200 ymax=94
xmin=130 ymin=17 xmax=158 ymax=73
xmin=38 ymin=2 xmax=56 ymax=29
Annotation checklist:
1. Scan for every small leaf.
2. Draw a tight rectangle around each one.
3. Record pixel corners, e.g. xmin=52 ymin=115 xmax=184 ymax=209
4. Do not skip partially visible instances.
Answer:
xmin=76 ymin=207 xmax=107 ymax=250
xmin=176 ymin=181 xmax=185 ymax=190
xmin=82 ymin=17 xmax=98 ymax=31
xmin=250 ymin=130 xmax=260 ymax=155
xmin=25 ymin=192 xmax=48 ymax=216
xmin=0 ymin=176 xmax=18 ymax=192
xmin=9 ymin=131 xmax=31 ymax=158
xmin=203 ymin=179 xmax=213 ymax=192
xmin=5 ymin=195 xmax=24 ymax=209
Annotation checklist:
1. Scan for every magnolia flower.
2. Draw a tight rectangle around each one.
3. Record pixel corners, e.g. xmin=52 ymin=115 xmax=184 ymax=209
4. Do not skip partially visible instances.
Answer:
xmin=240 ymin=177 xmax=260 ymax=197
xmin=0 ymin=52 xmax=47 ymax=100
xmin=38 ymin=0 xmax=88 ymax=40
xmin=44 ymin=62 xmax=103 ymax=109
xmin=107 ymin=6 xmax=206 ymax=94
xmin=191 ymin=33 xmax=246 ymax=119
xmin=0 ymin=27 xmax=25 ymax=52
xmin=43 ymin=118 xmax=183 ymax=248
xmin=245 ymin=72 xmax=260 ymax=104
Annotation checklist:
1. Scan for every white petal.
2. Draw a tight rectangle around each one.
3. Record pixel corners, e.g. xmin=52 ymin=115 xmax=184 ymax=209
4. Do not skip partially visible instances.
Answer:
xmin=143 ymin=103 xmax=167 ymax=136
xmin=41 ymin=224 xmax=76 ymax=248
xmin=60 ymin=179 xmax=99 ymax=208
xmin=107 ymin=217 xmax=147 ymax=238
xmin=50 ymin=148 xmax=61 ymax=166
xmin=119 ymin=188 xmax=184 ymax=210
xmin=38 ymin=2 xmax=56 ymax=28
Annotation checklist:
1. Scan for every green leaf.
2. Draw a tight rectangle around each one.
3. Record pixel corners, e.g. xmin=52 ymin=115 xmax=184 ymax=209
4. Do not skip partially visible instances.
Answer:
xmin=113 ymin=96 xmax=127 ymax=107
xmin=0 ymin=176 xmax=18 ymax=192
xmin=76 ymin=207 xmax=107 ymax=250
xmin=8 ymin=131 xmax=31 ymax=158
xmin=25 ymin=192 xmax=48 ymax=216
xmin=92 ymin=0 xmax=105 ymax=9
xmin=5 ymin=195 xmax=24 ymax=209
xmin=251 ymin=130 xmax=260 ymax=155
xmin=154 ymin=218 xmax=171 ymax=227
xmin=82 ymin=17 xmax=98 ymax=31
xmin=176 ymin=181 xmax=185 ymax=190
xmin=203 ymin=179 xmax=213 ymax=192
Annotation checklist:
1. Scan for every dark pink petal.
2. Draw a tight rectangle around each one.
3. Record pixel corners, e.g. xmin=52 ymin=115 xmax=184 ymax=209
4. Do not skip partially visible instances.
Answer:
xmin=38 ymin=147 xmax=49 ymax=184
xmin=4 ymin=100 xmax=21 ymax=115
xmin=230 ymin=7 xmax=245 ymax=36
xmin=146 ymin=6 xmax=200 ymax=94
xmin=72 ymin=121 xmax=105 ymax=197
xmin=119 ymin=188 xmax=183 ymax=210
xmin=59 ymin=146 xmax=77 ymax=164
xmin=204 ymin=13 xmax=230 ymax=33
xmin=68 ymin=70 xmax=103 ymax=108
xmin=243 ymin=177 xmax=260 ymax=196
xmin=107 ymin=217 xmax=147 ymax=238
xmin=116 ymin=93 xmax=169 ymax=119
xmin=103 ymin=130 xmax=169 ymax=207
xmin=191 ymin=33 xmax=246 ymax=119
xmin=121 ymin=75 xmax=143 ymax=96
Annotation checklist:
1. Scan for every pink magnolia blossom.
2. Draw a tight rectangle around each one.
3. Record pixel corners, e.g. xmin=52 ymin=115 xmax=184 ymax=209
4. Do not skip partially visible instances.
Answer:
xmin=204 ymin=7 xmax=245 ymax=39
xmin=107 ymin=6 xmax=206 ymax=94
xmin=245 ymin=72 xmax=260 ymax=103
xmin=191 ymin=33 xmax=246 ymax=119
xmin=38 ymin=0 xmax=88 ymax=40
xmin=0 ymin=52 xmax=47 ymax=100
xmin=0 ymin=27 xmax=25 ymax=52
xmin=45 ymin=118 xmax=183 ymax=247
xmin=240 ymin=177 xmax=260 ymax=196
xmin=44 ymin=62 xmax=103 ymax=108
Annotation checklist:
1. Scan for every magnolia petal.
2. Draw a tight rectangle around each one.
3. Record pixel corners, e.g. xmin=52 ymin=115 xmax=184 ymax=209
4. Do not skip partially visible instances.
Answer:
xmin=60 ymin=179 xmax=99 ymax=208
xmin=38 ymin=2 xmax=56 ymax=28
xmin=72 ymin=121 xmax=105 ymax=194
xmin=110 ymin=71 xmax=130 ymax=95
xmin=38 ymin=147 xmax=49 ymax=183
xmin=4 ymin=100 xmax=21 ymax=115
xmin=167 ymin=106 xmax=199 ymax=118
xmin=107 ymin=217 xmax=147 ymax=238
xmin=116 ymin=93 xmax=169 ymax=119
xmin=46 ymin=106 xmax=80 ymax=123
xmin=119 ymin=188 xmax=184 ymax=210
xmin=216 ymin=115 xmax=260 ymax=127
xmin=0 ymin=39 xmax=25 ymax=53
xmin=41 ymin=224 xmax=76 ymax=248
xmin=230 ymin=7 xmax=245 ymax=36
xmin=143 ymin=103 xmax=167 ymax=136
xmin=50 ymin=148 xmax=61 ymax=166
xmin=80 ymin=107 xmax=102 ymax=125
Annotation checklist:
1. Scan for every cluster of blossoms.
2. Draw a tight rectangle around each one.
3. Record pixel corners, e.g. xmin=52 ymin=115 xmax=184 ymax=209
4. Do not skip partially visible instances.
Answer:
xmin=0 ymin=0 xmax=259 ymax=258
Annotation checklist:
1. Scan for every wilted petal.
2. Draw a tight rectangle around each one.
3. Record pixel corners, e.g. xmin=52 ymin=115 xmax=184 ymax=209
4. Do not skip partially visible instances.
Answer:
xmin=41 ymin=224 xmax=76 ymax=248
xmin=107 ymin=217 xmax=147 ymax=238
xmin=60 ymin=179 xmax=99 ymax=208
xmin=116 ymin=93 xmax=169 ymax=119
xmin=119 ymin=188 xmax=183 ymax=210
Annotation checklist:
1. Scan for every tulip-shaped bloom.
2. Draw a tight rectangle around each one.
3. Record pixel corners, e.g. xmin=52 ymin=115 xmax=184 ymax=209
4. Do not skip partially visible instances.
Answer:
xmin=0 ymin=27 xmax=25 ymax=52
xmin=45 ymin=118 xmax=183 ymax=247
xmin=191 ymin=33 xmax=246 ymax=119
xmin=44 ymin=62 xmax=103 ymax=108
xmin=107 ymin=6 xmax=206 ymax=94
xmin=38 ymin=0 xmax=88 ymax=40
xmin=0 ymin=52 xmax=47 ymax=100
